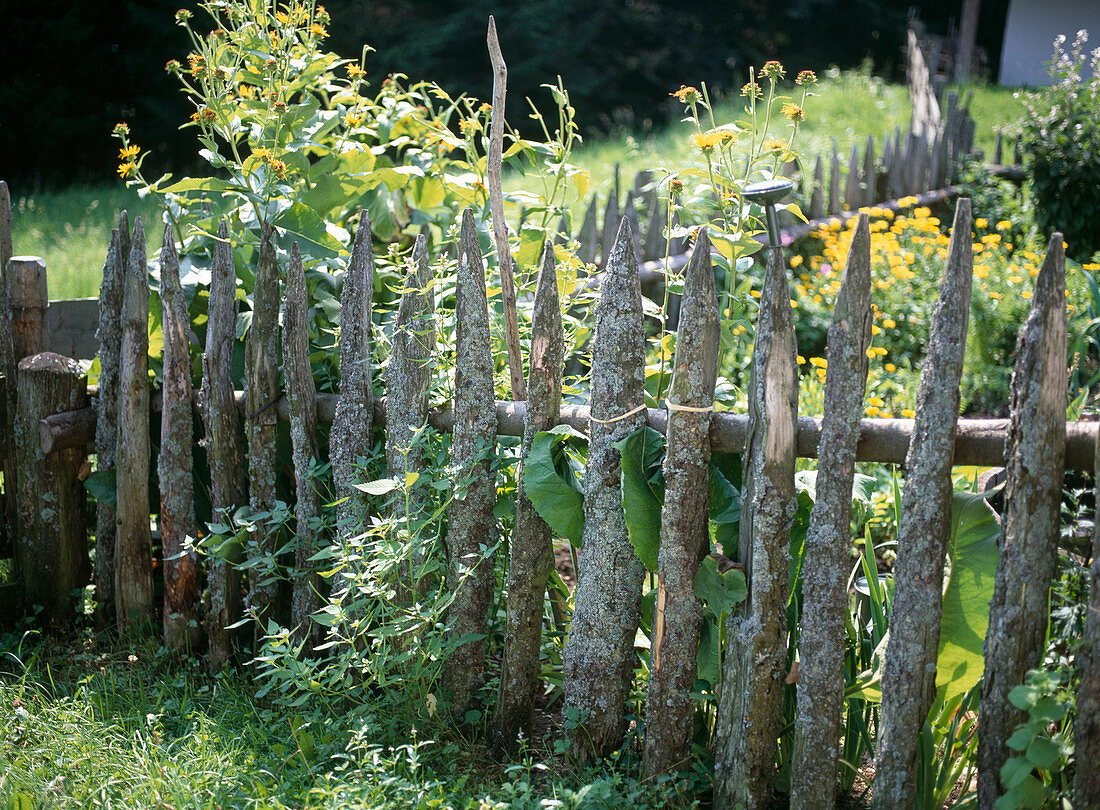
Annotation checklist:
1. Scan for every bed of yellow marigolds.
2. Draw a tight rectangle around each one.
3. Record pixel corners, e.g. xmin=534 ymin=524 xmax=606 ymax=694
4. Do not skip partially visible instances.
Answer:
xmin=787 ymin=198 xmax=1096 ymax=418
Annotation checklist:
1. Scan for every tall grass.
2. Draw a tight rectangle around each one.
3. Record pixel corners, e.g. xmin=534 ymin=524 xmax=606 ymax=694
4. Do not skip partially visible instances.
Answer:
xmin=9 ymin=186 xmax=163 ymax=300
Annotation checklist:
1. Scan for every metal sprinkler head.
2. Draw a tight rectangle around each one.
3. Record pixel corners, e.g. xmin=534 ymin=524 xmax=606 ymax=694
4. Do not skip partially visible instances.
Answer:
xmin=742 ymin=178 xmax=794 ymax=249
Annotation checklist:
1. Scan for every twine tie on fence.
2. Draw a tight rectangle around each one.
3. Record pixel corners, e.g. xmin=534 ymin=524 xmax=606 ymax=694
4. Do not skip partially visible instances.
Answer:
xmin=588 ymin=403 xmax=647 ymax=424
xmin=664 ymin=399 xmax=714 ymax=414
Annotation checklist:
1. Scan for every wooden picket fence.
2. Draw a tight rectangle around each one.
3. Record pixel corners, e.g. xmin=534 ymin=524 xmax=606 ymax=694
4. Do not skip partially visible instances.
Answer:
xmin=1 ymin=174 xmax=1098 ymax=808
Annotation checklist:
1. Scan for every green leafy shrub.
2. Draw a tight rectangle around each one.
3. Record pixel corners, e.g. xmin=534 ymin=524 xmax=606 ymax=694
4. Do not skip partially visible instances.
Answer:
xmin=1016 ymin=31 xmax=1100 ymax=263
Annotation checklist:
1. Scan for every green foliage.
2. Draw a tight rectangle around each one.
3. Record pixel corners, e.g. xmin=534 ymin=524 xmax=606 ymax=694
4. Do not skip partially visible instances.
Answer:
xmin=1016 ymin=31 xmax=1100 ymax=263
xmin=996 ymin=670 xmax=1075 ymax=809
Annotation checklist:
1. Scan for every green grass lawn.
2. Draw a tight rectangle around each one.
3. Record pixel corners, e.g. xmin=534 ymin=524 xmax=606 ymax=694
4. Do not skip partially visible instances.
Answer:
xmin=8 ymin=185 xmax=163 ymax=301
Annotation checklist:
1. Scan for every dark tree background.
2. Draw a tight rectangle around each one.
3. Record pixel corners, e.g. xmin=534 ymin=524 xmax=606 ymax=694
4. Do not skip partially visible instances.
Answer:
xmin=0 ymin=0 xmax=1008 ymax=187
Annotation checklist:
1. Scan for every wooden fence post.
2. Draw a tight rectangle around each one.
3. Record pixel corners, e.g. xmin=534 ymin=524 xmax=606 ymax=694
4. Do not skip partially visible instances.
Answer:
xmin=977 ymin=234 xmax=1067 ymax=809
xmin=284 ymin=242 xmax=324 ymax=649
xmin=809 ymin=156 xmax=825 ymax=220
xmin=496 ymin=241 xmax=564 ymax=751
xmin=330 ymin=213 xmax=374 ymax=535
xmin=599 ymin=192 xmax=619 ymax=269
xmin=9 ymin=256 xmax=48 ymax=359
xmin=577 ymin=195 xmax=599 ymax=266
xmin=829 ymin=142 xmax=841 ymax=215
xmin=94 ymin=214 xmax=127 ymax=622
xmin=158 ymin=229 xmax=200 ymax=650
xmin=644 ymin=229 xmax=719 ymax=777
xmin=14 ymin=352 xmax=88 ymax=628
xmin=244 ymin=224 xmax=280 ymax=632
xmin=563 ymin=217 xmax=647 ymax=762
xmin=444 ymin=209 xmax=499 ymax=716
xmin=1077 ymin=428 xmax=1100 ymax=807
xmin=714 ymin=226 xmax=799 ymax=810
xmin=202 ymin=219 xmax=247 ymax=670
xmin=386 ymin=233 xmax=436 ymax=591
xmin=872 ymin=199 xmax=973 ymax=810
xmin=791 ymin=214 xmax=873 ymax=809
xmin=115 ymin=218 xmax=152 ymax=632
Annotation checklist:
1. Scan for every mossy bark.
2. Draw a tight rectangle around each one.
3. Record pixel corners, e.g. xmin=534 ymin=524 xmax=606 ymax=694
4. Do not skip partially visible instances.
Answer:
xmin=284 ymin=242 xmax=324 ymax=650
xmin=563 ymin=218 xmax=647 ymax=763
xmin=15 ymin=352 xmax=89 ymax=628
xmin=385 ymin=234 xmax=436 ymax=592
xmin=93 ymin=216 xmax=127 ymax=622
xmin=714 ymin=241 xmax=799 ymax=810
xmin=159 ymin=230 xmax=201 ymax=651
xmin=791 ymin=214 xmax=873 ymax=810
xmin=443 ymin=209 xmax=499 ymax=717
xmin=331 ymin=213 xmax=374 ymax=536
xmin=1077 ymin=422 xmax=1100 ymax=808
xmin=872 ymin=199 xmax=973 ymax=810
xmin=115 ymin=219 xmax=153 ymax=633
xmin=977 ymin=234 xmax=1066 ymax=810
xmin=202 ymin=219 xmax=247 ymax=671
xmin=496 ymin=242 xmax=563 ymax=751
xmin=244 ymin=224 xmax=281 ymax=634
xmin=644 ymin=230 xmax=719 ymax=777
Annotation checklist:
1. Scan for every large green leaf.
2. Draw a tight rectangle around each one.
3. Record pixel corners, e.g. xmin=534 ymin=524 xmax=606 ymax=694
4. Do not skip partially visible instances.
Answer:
xmin=522 ymin=424 xmax=587 ymax=544
xmin=275 ymin=201 xmax=345 ymax=257
xmin=614 ymin=426 xmax=666 ymax=572
xmin=936 ymin=489 xmax=1001 ymax=703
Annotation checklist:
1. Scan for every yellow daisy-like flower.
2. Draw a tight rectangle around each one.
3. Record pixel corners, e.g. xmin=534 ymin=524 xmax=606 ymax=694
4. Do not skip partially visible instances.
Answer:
xmin=310 ymin=23 xmax=327 ymax=37
xmin=347 ymin=64 xmax=365 ymax=79
xmin=763 ymin=137 xmax=786 ymax=151
xmin=345 ymin=113 xmax=364 ymax=127
xmin=996 ymin=220 xmax=1012 ymax=231
xmin=692 ymin=131 xmax=722 ymax=152
xmin=670 ymin=85 xmax=700 ymax=104
xmin=118 ymin=145 xmax=140 ymax=161
xmin=781 ymin=103 xmax=805 ymax=123
xmin=117 ymin=162 xmax=137 ymax=179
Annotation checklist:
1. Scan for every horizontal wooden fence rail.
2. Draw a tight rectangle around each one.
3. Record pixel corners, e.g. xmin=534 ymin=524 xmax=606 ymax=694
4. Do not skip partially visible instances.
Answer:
xmin=39 ymin=392 xmax=1100 ymax=473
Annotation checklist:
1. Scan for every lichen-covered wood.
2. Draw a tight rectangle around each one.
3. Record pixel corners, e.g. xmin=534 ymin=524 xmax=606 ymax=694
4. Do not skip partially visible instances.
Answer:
xmin=644 ymin=229 xmax=718 ymax=777
xmin=496 ymin=242 xmax=564 ymax=751
xmin=244 ymin=224 xmax=281 ymax=632
xmin=599 ymin=193 xmax=620 ymax=269
xmin=115 ymin=218 xmax=152 ymax=632
xmin=202 ymin=219 xmax=247 ymax=670
xmin=977 ymin=233 xmax=1067 ymax=810
xmin=791 ymin=213 xmax=873 ymax=810
xmin=284 ymin=242 xmax=324 ymax=650
xmin=443 ymin=209 xmax=499 ymax=716
xmin=159 ymin=229 xmax=201 ymax=650
xmin=330 ymin=212 xmax=374 ymax=536
xmin=871 ymin=199 xmax=973 ymax=810
xmin=0 ymin=180 xmax=16 ymax=558
xmin=386 ymin=234 xmax=436 ymax=589
xmin=563 ymin=217 xmax=647 ymax=763
xmin=1077 ymin=426 xmax=1100 ymax=808
xmin=14 ymin=352 xmax=89 ymax=628
xmin=93 ymin=218 xmax=126 ymax=621
xmin=8 ymin=257 xmax=48 ymax=359
xmin=714 ymin=238 xmax=799 ymax=810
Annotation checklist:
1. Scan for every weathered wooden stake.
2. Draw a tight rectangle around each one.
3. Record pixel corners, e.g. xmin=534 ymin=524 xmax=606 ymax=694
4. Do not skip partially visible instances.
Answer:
xmin=977 ymin=234 xmax=1067 ymax=809
xmin=244 ymin=224 xmax=281 ymax=631
xmin=845 ymin=143 xmax=861 ymax=212
xmin=496 ymin=241 xmax=564 ymax=750
xmin=577 ymin=195 xmax=599 ymax=266
xmin=444 ymin=209 xmax=499 ymax=716
xmin=159 ymin=229 xmax=201 ymax=650
xmin=115 ymin=218 xmax=152 ymax=632
xmin=644 ymin=229 xmax=719 ymax=777
xmin=202 ymin=219 xmax=247 ymax=670
xmin=829 ymin=142 xmax=841 ymax=215
xmin=331 ymin=213 xmax=374 ymax=537
xmin=872 ymin=199 xmax=973 ymax=810
xmin=563 ymin=218 xmax=647 ymax=762
xmin=1077 ymin=421 xmax=1100 ymax=808
xmin=810 ymin=156 xmax=825 ymax=220
xmin=791 ymin=214 xmax=873 ymax=810
xmin=15 ymin=352 xmax=88 ymax=628
xmin=599 ymin=192 xmax=620 ymax=269
xmin=714 ymin=226 xmax=799 ymax=810
xmin=486 ymin=16 xmax=526 ymax=401
xmin=284 ymin=242 xmax=324 ymax=649
xmin=386 ymin=233 xmax=436 ymax=589
xmin=0 ymin=181 xmax=15 ymax=559
xmin=863 ymin=136 xmax=876 ymax=207
xmin=93 ymin=217 xmax=127 ymax=620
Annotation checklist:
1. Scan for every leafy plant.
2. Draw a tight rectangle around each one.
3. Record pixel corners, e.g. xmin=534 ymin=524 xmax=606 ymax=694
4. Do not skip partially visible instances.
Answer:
xmin=996 ymin=670 xmax=1075 ymax=809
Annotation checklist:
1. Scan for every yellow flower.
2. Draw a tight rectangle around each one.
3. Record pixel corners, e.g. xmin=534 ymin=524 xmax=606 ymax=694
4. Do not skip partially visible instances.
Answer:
xmin=885 ymin=363 xmax=897 ymax=373
xmin=117 ymin=162 xmax=137 ymax=178
xmin=347 ymin=64 xmax=366 ymax=79
xmin=118 ymin=145 xmax=140 ymax=160
xmin=763 ymin=137 xmax=786 ymax=152
xmin=670 ymin=85 xmax=700 ymax=104
xmin=741 ymin=81 xmax=762 ymax=100
xmin=796 ymin=70 xmax=817 ymax=86
xmin=975 ymin=217 xmax=988 ymax=229
xmin=692 ymin=130 xmax=723 ymax=152
xmin=310 ymin=23 xmax=327 ymax=37
xmin=996 ymin=220 xmax=1012 ymax=231
xmin=882 ymin=318 xmax=896 ymax=329
xmin=809 ymin=357 xmax=827 ymax=368
xmin=781 ymin=103 xmax=805 ymax=123
xmin=268 ymin=159 xmax=288 ymax=179
xmin=761 ymin=60 xmax=785 ymax=80
xmin=345 ymin=112 xmax=364 ymax=127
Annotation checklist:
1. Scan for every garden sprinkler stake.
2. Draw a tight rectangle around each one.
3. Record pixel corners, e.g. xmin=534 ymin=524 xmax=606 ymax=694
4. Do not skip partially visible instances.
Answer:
xmin=742 ymin=178 xmax=794 ymax=249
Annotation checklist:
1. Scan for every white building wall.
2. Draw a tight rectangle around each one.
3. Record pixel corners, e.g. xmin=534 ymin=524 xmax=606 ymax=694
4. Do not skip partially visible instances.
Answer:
xmin=999 ymin=0 xmax=1100 ymax=85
